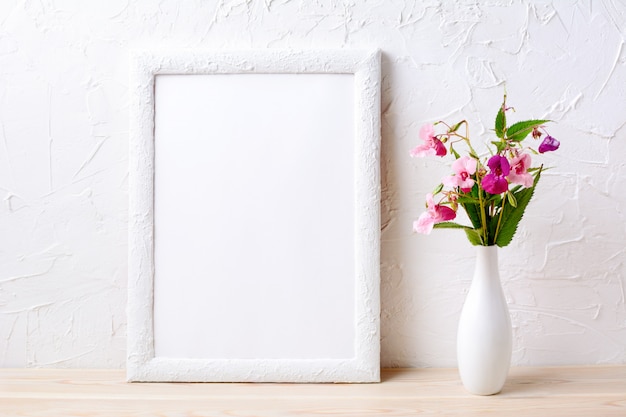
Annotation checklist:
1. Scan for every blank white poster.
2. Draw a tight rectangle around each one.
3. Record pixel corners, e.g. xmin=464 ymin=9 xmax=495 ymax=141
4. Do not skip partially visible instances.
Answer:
xmin=152 ymin=73 xmax=356 ymax=360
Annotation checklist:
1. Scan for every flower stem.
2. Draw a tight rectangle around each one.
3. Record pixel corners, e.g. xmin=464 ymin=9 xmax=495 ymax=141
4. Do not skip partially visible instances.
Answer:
xmin=493 ymin=194 xmax=507 ymax=244
xmin=476 ymin=175 xmax=488 ymax=245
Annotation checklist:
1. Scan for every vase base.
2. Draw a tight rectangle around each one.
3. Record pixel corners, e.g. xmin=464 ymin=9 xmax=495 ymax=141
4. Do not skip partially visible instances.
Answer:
xmin=462 ymin=386 xmax=503 ymax=396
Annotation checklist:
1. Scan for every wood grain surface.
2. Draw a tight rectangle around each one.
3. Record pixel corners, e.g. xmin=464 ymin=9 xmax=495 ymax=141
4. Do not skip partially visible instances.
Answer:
xmin=1 ymin=366 xmax=624 ymax=416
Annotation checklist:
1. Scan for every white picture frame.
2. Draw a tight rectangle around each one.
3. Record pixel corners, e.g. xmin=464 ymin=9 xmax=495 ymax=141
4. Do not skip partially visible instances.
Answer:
xmin=127 ymin=49 xmax=381 ymax=383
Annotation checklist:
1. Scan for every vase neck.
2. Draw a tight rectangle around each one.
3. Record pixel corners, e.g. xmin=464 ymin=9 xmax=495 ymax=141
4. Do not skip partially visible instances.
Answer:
xmin=474 ymin=245 xmax=500 ymax=282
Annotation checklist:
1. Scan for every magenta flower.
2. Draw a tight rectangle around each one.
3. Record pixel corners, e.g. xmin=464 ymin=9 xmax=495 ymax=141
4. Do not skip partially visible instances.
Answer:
xmin=507 ymin=153 xmax=533 ymax=188
xmin=410 ymin=124 xmax=447 ymax=158
xmin=482 ymin=155 xmax=510 ymax=194
xmin=413 ymin=193 xmax=457 ymax=234
xmin=538 ymin=135 xmax=560 ymax=153
xmin=442 ymin=156 xmax=477 ymax=192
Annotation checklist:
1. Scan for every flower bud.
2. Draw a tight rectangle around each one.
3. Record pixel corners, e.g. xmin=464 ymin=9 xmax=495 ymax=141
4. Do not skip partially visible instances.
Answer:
xmin=538 ymin=135 xmax=560 ymax=153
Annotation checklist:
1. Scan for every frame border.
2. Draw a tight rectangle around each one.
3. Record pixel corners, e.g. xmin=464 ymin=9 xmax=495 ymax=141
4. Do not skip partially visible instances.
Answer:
xmin=127 ymin=49 xmax=381 ymax=383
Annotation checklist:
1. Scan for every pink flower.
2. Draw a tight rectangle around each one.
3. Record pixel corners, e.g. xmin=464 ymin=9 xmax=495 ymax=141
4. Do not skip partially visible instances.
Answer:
xmin=507 ymin=153 xmax=533 ymax=187
xmin=442 ymin=156 xmax=477 ymax=192
xmin=481 ymin=155 xmax=510 ymax=194
xmin=413 ymin=193 xmax=456 ymax=234
xmin=410 ymin=124 xmax=447 ymax=158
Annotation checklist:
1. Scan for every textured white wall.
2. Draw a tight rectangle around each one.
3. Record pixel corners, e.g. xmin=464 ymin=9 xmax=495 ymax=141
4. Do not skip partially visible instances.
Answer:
xmin=0 ymin=1 xmax=624 ymax=368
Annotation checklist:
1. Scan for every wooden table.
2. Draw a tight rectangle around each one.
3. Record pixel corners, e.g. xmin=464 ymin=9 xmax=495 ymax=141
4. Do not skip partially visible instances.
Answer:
xmin=1 ymin=366 xmax=624 ymax=416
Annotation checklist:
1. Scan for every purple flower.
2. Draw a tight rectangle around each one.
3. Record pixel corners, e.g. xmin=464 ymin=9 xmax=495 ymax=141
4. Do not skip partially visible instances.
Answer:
xmin=538 ymin=135 xmax=560 ymax=153
xmin=482 ymin=155 xmax=510 ymax=194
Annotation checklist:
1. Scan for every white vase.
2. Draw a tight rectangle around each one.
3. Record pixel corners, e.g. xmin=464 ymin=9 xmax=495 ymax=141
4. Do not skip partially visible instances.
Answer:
xmin=457 ymin=245 xmax=512 ymax=395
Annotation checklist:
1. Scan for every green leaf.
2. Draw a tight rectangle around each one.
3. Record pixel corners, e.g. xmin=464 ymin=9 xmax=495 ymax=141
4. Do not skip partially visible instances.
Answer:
xmin=456 ymin=195 xmax=480 ymax=205
xmin=491 ymin=140 xmax=507 ymax=154
xmin=449 ymin=143 xmax=461 ymax=159
xmin=507 ymin=191 xmax=518 ymax=207
xmin=494 ymin=168 xmax=542 ymax=247
xmin=483 ymin=192 xmax=502 ymax=204
xmin=464 ymin=228 xmax=484 ymax=246
xmin=461 ymin=202 xmax=482 ymax=229
xmin=487 ymin=213 xmax=499 ymax=246
xmin=433 ymin=222 xmax=483 ymax=246
xmin=460 ymin=185 xmax=483 ymax=230
xmin=433 ymin=222 xmax=484 ymax=246
xmin=506 ymin=119 xmax=550 ymax=142
xmin=432 ymin=183 xmax=444 ymax=195
xmin=495 ymin=103 xmax=506 ymax=139
xmin=449 ymin=121 xmax=463 ymax=133
xmin=433 ymin=222 xmax=471 ymax=229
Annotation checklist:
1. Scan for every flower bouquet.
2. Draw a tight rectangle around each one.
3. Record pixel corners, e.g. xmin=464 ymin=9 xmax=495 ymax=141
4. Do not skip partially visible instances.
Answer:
xmin=411 ymin=94 xmax=561 ymax=395
xmin=411 ymin=94 xmax=560 ymax=247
